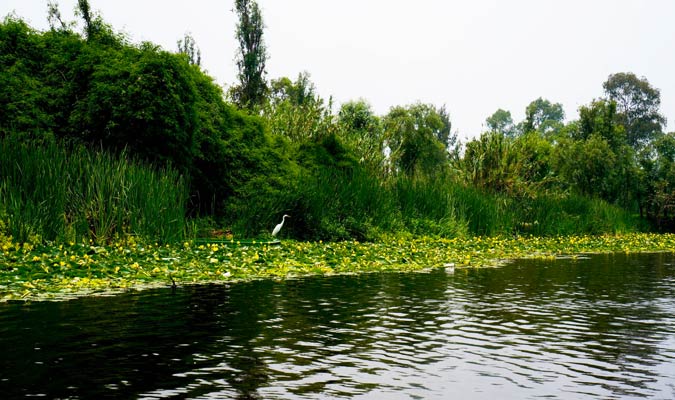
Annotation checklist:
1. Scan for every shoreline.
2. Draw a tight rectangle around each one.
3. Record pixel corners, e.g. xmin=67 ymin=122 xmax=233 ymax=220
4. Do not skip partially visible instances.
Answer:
xmin=2 ymin=233 xmax=675 ymax=303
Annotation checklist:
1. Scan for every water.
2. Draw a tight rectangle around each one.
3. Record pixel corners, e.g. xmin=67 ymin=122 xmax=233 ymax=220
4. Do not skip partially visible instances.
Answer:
xmin=2 ymin=253 xmax=675 ymax=399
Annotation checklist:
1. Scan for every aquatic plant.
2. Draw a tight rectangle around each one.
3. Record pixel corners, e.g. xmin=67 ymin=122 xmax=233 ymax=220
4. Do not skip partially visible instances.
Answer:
xmin=2 ymin=233 xmax=674 ymax=302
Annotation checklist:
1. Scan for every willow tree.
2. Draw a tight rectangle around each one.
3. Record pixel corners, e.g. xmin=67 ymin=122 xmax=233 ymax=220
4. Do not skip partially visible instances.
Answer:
xmin=383 ymin=103 xmax=450 ymax=177
xmin=231 ymin=0 xmax=267 ymax=109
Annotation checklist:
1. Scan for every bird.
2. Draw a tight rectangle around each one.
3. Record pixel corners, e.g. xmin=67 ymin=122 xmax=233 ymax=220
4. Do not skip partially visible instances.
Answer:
xmin=272 ymin=214 xmax=290 ymax=237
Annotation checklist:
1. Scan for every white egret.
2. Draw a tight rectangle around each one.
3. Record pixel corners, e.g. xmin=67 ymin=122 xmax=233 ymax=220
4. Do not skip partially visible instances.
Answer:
xmin=272 ymin=214 xmax=290 ymax=237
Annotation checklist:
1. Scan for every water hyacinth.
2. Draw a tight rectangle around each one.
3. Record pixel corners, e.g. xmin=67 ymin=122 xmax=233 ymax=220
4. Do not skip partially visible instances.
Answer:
xmin=1 ymin=233 xmax=675 ymax=302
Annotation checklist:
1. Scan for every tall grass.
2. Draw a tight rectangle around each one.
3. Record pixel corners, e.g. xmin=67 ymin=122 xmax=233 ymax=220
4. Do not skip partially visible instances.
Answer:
xmin=393 ymin=175 xmax=468 ymax=237
xmin=242 ymin=166 xmax=640 ymax=241
xmin=0 ymin=137 xmax=188 ymax=244
xmin=291 ymin=168 xmax=400 ymax=240
xmin=448 ymin=183 xmax=514 ymax=236
xmin=513 ymin=194 xmax=642 ymax=236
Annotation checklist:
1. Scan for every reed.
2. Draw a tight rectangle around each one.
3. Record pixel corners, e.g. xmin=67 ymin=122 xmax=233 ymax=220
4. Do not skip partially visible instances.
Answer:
xmin=512 ymin=194 xmax=640 ymax=236
xmin=444 ymin=183 xmax=514 ymax=236
xmin=393 ymin=175 xmax=468 ymax=237
xmin=0 ymin=137 xmax=188 ymax=244
xmin=291 ymin=168 xmax=400 ymax=240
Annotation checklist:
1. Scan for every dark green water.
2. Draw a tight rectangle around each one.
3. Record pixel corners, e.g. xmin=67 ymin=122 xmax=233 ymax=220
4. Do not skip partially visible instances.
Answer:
xmin=2 ymin=253 xmax=675 ymax=399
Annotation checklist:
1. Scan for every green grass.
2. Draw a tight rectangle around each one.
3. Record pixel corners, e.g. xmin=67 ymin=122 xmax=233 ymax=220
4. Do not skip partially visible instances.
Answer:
xmin=511 ymin=193 xmax=642 ymax=236
xmin=291 ymin=168 xmax=399 ymax=240
xmin=448 ymin=183 xmax=513 ymax=236
xmin=0 ymin=137 xmax=188 ymax=244
xmin=239 ymin=166 xmax=642 ymax=241
xmin=393 ymin=175 xmax=468 ymax=237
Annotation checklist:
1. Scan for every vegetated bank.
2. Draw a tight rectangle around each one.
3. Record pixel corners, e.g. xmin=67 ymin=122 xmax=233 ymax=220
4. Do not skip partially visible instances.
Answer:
xmin=0 ymin=15 xmax=649 ymax=244
xmin=2 ymin=11 xmax=674 ymax=301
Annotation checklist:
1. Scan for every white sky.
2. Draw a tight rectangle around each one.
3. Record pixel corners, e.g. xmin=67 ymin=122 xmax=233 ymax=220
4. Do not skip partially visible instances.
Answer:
xmin=3 ymin=0 xmax=674 ymax=140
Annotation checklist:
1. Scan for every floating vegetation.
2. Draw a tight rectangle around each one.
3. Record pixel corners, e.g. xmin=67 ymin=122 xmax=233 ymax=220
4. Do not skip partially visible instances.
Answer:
xmin=2 ymin=233 xmax=675 ymax=302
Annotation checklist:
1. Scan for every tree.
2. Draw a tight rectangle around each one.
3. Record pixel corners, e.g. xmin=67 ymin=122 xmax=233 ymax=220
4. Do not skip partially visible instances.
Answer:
xmin=383 ymin=103 xmax=449 ymax=177
xmin=603 ymin=72 xmax=665 ymax=149
xmin=74 ymin=0 xmax=120 ymax=45
xmin=337 ymin=99 xmax=385 ymax=172
xmin=554 ymin=134 xmax=618 ymax=199
xmin=576 ymin=99 xmax=626 ymax=149
xmin=76 ymin=0 xmax=93 ymax=38
xmin=436 ymin=105 xmax=456 ymax=151
xmin=555 ymin=99 xmax=636 ymax=205
xmin=177 ymin=32 xmax=201 ymax=66
xmin=262 ymin=73 xmax=335 ymax=142
xmin=68 ymin=45 xmax=200 ymax=172
xmin=639 ymin=132 xmax=675 ymax=228
xmin=47 ymin=1 xmax=69 ymax=31
xmin=269 ymin=71 xmax=316 ymax=106
xmin=486 ymin=108 xmax=515 ymax=137
xmin=231 ymin=0 xmax=267 ymax=109
xmin=523 ymin=98 xmax=564 ymax=135
xmin=0 ymin=16 xmax=54 ymax=136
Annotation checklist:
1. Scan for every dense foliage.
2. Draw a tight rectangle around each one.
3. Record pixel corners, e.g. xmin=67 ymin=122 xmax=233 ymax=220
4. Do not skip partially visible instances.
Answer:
xmin=0 ymin=14 xmax=294 ymax=237
xmin=1 ymin=3 xmax=672 ymax=247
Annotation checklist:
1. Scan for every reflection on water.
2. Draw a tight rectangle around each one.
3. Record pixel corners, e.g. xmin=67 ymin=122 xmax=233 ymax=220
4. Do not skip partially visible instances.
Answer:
xmin=1 ymin=253 xmax=675 ymax=399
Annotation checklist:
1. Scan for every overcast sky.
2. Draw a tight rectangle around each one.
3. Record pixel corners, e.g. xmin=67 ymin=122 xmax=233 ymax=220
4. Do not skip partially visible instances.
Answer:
xmin=3 ymin=0 xmax=674 ymax=140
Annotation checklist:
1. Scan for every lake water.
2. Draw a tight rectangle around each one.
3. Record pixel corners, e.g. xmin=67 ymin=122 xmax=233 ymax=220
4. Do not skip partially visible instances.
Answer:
xmin=1 ymin=253 xmax=675 ymax=399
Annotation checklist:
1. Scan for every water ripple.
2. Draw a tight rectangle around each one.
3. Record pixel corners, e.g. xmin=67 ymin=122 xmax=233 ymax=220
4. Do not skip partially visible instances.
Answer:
xmin=1 ymin=253 xmax=675 ymax=399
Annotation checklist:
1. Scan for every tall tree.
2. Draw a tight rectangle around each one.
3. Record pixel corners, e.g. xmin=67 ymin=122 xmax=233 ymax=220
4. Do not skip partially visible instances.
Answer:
xmin=603 ymin=72 xmax=665 ymax=149
xmin=485 ymin=108 xmax=515 ymax=137
xmin=523 ymin=97 xmax=564 ymax=134
xmin=75 ymin=0 xmax=94 ymax=39
xmin=177 ymin=32 xmax=201 ymax=66
xmin=232 ymin=0 xmax=267 ymax=109
xmin=74 ymin=0 xmax=118 ymax=45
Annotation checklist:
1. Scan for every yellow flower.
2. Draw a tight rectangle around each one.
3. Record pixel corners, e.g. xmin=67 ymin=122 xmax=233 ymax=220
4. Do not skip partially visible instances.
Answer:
xmin=32 ymin=256 xmax=40 ymax=262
